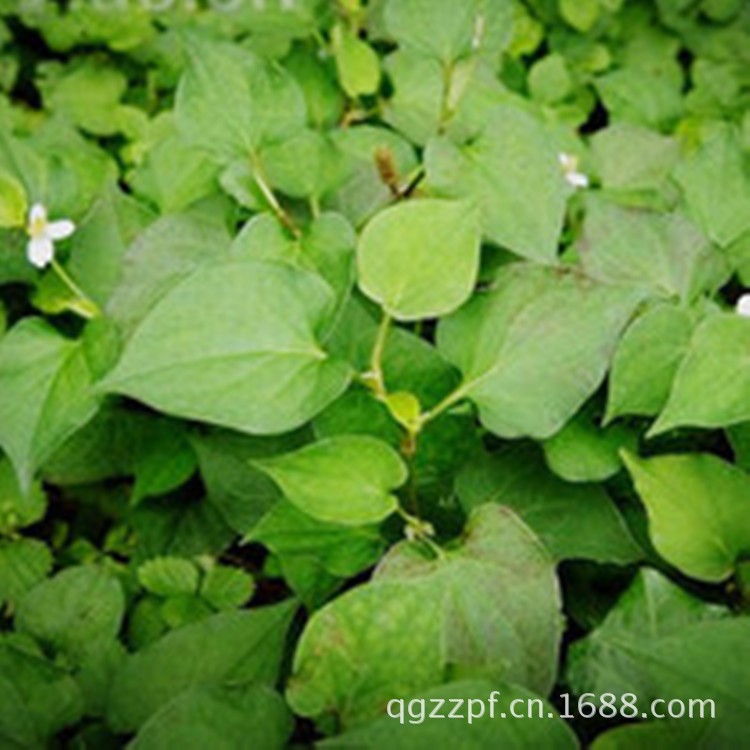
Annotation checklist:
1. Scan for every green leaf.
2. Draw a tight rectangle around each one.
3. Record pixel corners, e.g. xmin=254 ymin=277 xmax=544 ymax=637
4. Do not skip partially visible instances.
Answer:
xmin=595 ymin=68 xmax=683 ymax=131
xmin=0 ymin=635 xmax=84 ymax=744
xmin=37 ymin=60 xmax=128 ymax=136
xmin=425 ymin=104 xmax=568 ymax=263
xmin=16 ymin=565 xmax=125 ymax=658
xmin=0 ymin=168 xmax=27 ymax=228
xmin=287 ymin=504 xmax=562 ymax=727
xmin=138 ymin=557 xmax=200 ymax=598
xmin=251 ymin=500 xmax=386 ymax=607
xmin=106 ymin=205 xmax=233 ymax=338
xmin=560 ymin=0 xmax=600 ymax=31
xmin=591 ymin=722 xmax=705 ymax=750
xmin=528 ymin=53 xmax=573 ymax=104
xmin=200 ymin=565 xmax=255 ymax=611
xmin=0 ymin=538 xmax=52 ymax=607
xmin=591 ymin=123 xmax=679 ymax=194
xmin=606 ymin=303 xmax=694 ymax=421
xmin=190 ymin=429 xmax=306 ymax=537
xmin=159 ymin=595 xmax=213 ymax=630
xmin=0 ymin=457 xmax=46 ymax=534
xmin=457 ymin=445 xmax=641 ymax=564
xmin=569 ymin=569 xmax=749 ymax=747
xmin=332 ymin=24 xmax=381 ymax=98
xmin=674 ymin=126 xmax=750 ymax=246
xmin=261 ymin=129 xmax=343 ymax=199
xmin=129 ymin=113 xmax=220 ymax=214
xmin=384 ymin=0 xmax=512 ymax=63
xmin=652 ymin=313 xmax=750 ymax=433
xmin=568 ymin=568 xmax=728 ymax=698
xmin=437 ymin=264 xmax=643 ymax=438
xmin=132 ymin=419 xmax=197 ymax=505
xmin=129 ymin=685 xmax=293 ymax=750
xmin=622 ymin=451 xmax=750 ymax=582
xmin=102 ymin=260 xmax=352 ymax=436
xmin=542 ymin=411 xmax=637 ymax=483
xmin=357 ymin=198 xmax=481 ymax=321
xmin=325 ymin=125 xmax=418 ymax=227
xmin=0 ymin=318 xmax=101 ymax=488
xmin=321 ymin=680 xmax=578 ymax=749
xmin=65 ymin=184 xmax=155 ymax=309
xmin=176 ymin=35 xmax=306 ymax=163
xmin=253 ymin=435 xmax=407 ymax=526
xmin=231 ymin=211 xmax=355 ymax=312
xmin=132 ymin=496 xmax=233 ymax=562
xmin=579 ymin=197 xmax=725 ymax=301
xmin=107 ymin=601 xmax=296 ymax=732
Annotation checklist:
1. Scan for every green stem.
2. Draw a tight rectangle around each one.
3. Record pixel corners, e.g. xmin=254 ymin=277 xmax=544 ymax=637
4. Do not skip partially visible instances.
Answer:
xmin=419 ymin=383 xmax=469 ymax=427
xmin=51 ymin=259 xmax=100 ymax=319
xmin=309 ymin=194 xmax=321 ymax=220
xmin=369 ymin=311 xmax=391 ymax=399
xmin=251 ymin=157 xmax=300 ymax=238
xmin=438 ymin=60 xmax=455 ymax=133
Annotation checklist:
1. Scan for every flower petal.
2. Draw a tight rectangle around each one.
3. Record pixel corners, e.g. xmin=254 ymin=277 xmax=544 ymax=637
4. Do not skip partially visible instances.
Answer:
xmin=28 ymin=203 xmax=47 ymax=225
xmin=736 ymin=294 xmax=750 ymax=318
xmin=566 ymin=171 xmax=590 ymax=189
xmin=47 ymin=219 xmax=76 ymax=240
xmin=27 ymin=236 xmax=54 ymax=268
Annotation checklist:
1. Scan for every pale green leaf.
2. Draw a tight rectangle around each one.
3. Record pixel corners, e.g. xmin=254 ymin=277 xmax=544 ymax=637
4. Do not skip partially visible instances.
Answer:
xmin=437 ymin=264 xmax=643 ymax=438
xmin=357 ymin=198 xmax=481 ymax=321
xmin=384 ymin=0 xmax=512 ymax=63
xmin=606 ymin=303 xmax=694 ymax=421
xmin=425 ymin=104 xmax=568 ymax=263
xmin=102 ymin=260 xmax=352 ymax=436
xmin=0 ymin=168 xmax=27 ymax=228
xmin=0 ymin=457 xmax=46 ymax=534
xmin=542 ymin=412 xmax=637 ymax=483
xmin=287 ymin=504 xmax=562 ymax=727
xmin=579 ymin=197 xmax=725 ymax=301
xmin=674 ymin=126 xmax=750 ymax=247
xmin=200 ymin=565 xmax=255 ymax=611
xmin=332 ymin=24 xmax=381 ymax=98
xmin=622 ymin=451 xmax=750 ymax=582
xmin=560 ymin=0 xmax=600 ymax=31
xmin=138 ymin=557 xmax=200 ymax=598
xmin=0 ymin=318 xmax=101 ymax=488
xmin=175 ymin=35 xmax=306 ymax=162
xmin=651 ymin=313 xmax=750 ymax=434
xmin=253 ymin=435 xmax=407 ymax=526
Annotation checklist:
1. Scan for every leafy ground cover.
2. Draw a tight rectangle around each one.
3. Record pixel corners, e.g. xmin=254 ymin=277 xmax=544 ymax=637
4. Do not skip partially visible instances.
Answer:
xmin=1 ymin=0 xmax=750 ymax=747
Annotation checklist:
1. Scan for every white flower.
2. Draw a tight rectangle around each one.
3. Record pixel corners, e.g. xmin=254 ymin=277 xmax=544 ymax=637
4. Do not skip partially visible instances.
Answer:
xmin=25 ymin=203 xmax=75 ymax=269
xmin=559 ymin=152 xmax=589 ymax=190
xmin=736 ymin=294 xmax=750 ymax=317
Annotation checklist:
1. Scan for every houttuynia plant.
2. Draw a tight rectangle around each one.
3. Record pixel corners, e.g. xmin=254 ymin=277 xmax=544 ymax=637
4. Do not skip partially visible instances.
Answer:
xmin=0 ymin=0 xmax=749 ymax=747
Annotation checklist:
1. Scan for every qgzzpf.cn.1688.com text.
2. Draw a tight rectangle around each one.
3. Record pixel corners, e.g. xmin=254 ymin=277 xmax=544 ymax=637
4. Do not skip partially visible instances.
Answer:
xmin=387 ymin=692 xmax=717 ymax=725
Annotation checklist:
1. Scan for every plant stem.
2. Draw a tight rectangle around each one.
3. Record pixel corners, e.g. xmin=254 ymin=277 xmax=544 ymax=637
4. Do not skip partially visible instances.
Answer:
xmin=251 ymin=157 xmax=301 ymax=238
xmin=419 ymin=383 xmax=469 ymax=427
xmin=309 ymin=194 xmax=321 ymax=219
xmin=368 ymin=311 xmax=391 ymax=399
xmin=51 ymin=259 xmax=101 ymax=319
